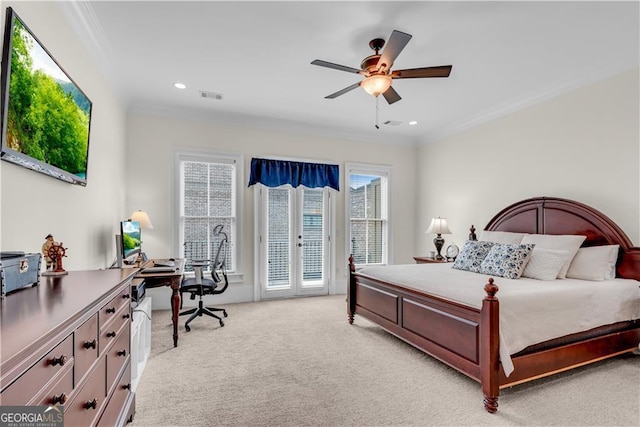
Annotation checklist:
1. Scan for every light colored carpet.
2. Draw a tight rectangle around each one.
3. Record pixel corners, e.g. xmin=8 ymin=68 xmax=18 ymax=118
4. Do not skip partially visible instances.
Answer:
xmin=130 ymin=295 xmax=639 ymax=427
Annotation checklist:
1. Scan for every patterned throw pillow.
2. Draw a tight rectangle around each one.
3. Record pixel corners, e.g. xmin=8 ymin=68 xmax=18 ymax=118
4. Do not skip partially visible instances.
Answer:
xmin=480 ymin=243 xmax=535 ymax=279
xmin=452 ymin=240 xmax=495 ymax=273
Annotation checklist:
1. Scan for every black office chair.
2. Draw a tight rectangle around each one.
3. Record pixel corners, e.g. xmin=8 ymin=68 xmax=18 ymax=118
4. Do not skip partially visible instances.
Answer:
xmin=179 ymin=225 xmax=229 ymax=331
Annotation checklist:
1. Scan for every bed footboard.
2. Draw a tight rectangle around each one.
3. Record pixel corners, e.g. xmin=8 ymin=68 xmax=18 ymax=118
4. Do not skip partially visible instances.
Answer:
xmin=347 ymin=256 xmax=501 ymax=412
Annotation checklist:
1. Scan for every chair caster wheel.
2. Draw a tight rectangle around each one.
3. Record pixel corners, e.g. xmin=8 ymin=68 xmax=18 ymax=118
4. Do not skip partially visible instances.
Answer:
xmin=185 ymin=325 xmax=191 ymax=332
xmin=219 ymin=320 xmax=225 ymax=327
xmin=223 ymin=311 xmax=228 ymax=318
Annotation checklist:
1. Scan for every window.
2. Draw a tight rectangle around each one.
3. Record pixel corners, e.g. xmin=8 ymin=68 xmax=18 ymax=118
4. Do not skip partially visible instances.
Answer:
xmin=346 ymin=163 xmax=391 ymax=266
xmin=175 ymin=150 xmax=242 ymax=275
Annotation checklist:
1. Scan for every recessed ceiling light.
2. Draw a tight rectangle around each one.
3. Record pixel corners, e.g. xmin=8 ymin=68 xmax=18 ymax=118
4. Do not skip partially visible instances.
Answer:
xmin=174 ymin=82 xmax=186 ymax=89
xmin=409 ymin=121 xmax=418 ymax=126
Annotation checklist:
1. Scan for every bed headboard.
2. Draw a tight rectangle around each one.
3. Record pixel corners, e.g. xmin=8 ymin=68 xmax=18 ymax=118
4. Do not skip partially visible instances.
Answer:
xmin=484 ymin=197 xmax=640 ymax=281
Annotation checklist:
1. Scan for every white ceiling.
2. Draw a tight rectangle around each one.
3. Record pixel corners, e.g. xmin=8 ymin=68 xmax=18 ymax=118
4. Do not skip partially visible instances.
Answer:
xmin=59 ymin=1 xmax=639 ymax=145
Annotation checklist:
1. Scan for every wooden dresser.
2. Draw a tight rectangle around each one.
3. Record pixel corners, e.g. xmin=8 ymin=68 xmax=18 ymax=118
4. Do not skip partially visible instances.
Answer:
xmin=0 ymin=269 xmax=137 ymax=426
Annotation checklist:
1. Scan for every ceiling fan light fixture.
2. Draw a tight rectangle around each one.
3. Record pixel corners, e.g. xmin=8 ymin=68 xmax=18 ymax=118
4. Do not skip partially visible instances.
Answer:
xmin=361 ymin=74 xmax=392 ymax=97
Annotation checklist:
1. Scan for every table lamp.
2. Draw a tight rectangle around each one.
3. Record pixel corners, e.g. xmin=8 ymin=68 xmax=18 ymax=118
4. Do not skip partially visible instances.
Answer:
xmin=425 ymin=217 xmax=452 ymax=260
xmin=130 ymin=210 xmax=154 ymax=229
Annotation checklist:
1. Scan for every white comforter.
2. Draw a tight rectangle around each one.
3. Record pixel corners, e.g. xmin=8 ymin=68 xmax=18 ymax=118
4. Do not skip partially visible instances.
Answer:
xmin=357 ymin=263 xmax=640 ymax=376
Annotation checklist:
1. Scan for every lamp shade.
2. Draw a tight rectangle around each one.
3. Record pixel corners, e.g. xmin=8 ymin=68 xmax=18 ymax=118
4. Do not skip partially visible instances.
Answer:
xmin=425 ymin=217 xmax=451 ymax=235
xmin=130 ymin=210 xmax=154 ymax=229
xmin=361 ymin=74 xmax=392 ymax=97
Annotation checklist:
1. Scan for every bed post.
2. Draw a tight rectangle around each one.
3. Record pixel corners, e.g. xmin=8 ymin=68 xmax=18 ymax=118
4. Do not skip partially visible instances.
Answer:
xmin=347 ymin=255 xmax=356 ymax=324
xmin=480 ymin=278 xmax=500 ymax=413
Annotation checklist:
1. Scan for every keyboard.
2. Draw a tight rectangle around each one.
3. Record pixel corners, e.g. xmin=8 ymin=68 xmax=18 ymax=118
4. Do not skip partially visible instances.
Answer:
xmin=141 ymin=266 xmax=176 ymax=274
xmin=153 ymin=259 xmax=175 ymax=267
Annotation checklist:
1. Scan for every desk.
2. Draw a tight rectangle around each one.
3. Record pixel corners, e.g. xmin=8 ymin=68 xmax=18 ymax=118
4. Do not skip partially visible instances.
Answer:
xmin=135 ymin=259 xmax=185 ymax=347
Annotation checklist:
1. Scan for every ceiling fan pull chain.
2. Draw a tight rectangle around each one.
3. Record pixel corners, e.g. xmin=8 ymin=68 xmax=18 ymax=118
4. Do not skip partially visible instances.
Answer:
xmin=375 ymin=96 xmax=380 ymax=129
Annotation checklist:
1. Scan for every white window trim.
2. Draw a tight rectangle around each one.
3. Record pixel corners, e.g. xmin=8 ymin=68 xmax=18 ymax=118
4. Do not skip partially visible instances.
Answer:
xmin=345 ymin=162 xmax=393 ymax=267
xmin=173 ymin=148 xmax=244 ymax=283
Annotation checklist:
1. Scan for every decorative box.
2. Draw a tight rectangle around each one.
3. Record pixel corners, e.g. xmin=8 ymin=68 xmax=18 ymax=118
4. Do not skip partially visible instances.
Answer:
xmin=1 ymin=252 xmax=41 ymax=297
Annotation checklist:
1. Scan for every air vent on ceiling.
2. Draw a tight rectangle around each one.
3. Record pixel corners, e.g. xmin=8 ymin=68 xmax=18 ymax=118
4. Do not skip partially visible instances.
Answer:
xmin=383 ymin=120 xmax=402 ymax=126
xmin=199 ymin=90 xmax=224 ymax=100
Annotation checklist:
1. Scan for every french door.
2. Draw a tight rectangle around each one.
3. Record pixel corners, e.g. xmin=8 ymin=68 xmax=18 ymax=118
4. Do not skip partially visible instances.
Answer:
xmin=257 ymin=186 xmax=331 ymax=299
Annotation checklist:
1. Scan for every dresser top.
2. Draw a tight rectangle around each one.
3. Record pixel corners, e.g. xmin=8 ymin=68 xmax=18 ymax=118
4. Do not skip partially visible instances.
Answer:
xmin=1 ymin=268 xmax=137 ymax=371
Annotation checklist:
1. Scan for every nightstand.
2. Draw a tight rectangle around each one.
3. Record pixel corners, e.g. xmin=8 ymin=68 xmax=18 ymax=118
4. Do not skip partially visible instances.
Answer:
xmin=413 ymin=256 xmax=452 ymax=264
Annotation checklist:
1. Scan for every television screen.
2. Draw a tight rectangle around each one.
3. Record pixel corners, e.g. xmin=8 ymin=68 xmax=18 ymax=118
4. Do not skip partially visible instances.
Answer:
xmin=0 ymin=7 xmax=92 ymax=186
xmin=120 ymin=221 xmax=142 ymax=259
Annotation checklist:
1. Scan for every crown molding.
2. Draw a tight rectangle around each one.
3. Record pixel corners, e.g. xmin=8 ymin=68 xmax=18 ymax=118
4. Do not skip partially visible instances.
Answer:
xmin=422 ymin=62 xmax=639 ymax=145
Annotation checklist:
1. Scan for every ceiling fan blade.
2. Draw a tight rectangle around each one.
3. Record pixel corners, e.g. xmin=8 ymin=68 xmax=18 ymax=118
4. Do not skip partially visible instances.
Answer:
xmin=382 ymin=86 xmax=401 ymax=105
xmin=325 ymin=82 xmax=362 ymax=99
xmin=311 ymin=59 xmax=362 ymax=74
xmin=391 ymin=65 xmax=453 ymax=79
xmin=377 ymin=30 xmax=412 ymax=72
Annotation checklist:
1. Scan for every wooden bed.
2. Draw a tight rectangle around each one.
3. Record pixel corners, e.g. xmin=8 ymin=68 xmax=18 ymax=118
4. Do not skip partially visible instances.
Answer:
xmin=347 ymin=197 xmax=640 ymax=413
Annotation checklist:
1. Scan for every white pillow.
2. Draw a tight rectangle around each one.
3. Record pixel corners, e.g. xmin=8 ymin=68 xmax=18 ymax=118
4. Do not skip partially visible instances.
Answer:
xmin=522 ymin=248 xmax=569 ymax=281
xmin=520 ymin=234 xmax=587 ymax=279
xmin=566 ymin=245 xmax=620 ymax=281
xmin=477 ymin=230 xmax=527 ymax=245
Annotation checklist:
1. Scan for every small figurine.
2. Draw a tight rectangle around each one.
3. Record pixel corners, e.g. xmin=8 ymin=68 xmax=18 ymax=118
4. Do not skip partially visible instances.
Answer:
xmin=42 ymin=234 xmax=55 ymax=271
xmin=42 ymin=234 xmax=68 ymax=276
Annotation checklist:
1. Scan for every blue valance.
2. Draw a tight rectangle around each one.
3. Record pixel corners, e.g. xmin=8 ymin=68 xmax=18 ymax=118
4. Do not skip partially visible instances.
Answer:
xmin=248 ymin=158 xmax=340 ymax=191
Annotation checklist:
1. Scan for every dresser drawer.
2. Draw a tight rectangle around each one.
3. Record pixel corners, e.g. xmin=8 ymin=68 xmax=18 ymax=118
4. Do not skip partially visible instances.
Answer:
xmin=1 ymin=334 xmax=73 ymax=405
xmin=64 ymin=356 xmax=106 ymax=427
xmin=32 ymin=365 xmax=73 ymax=408
xmin=75 ymin=313 xmax=99 ymax=384
xmin=97 ymin=360 xmax=132 ymax=427
xmin=100 ymin=303 xmax=130 ymax=357
xmin=106 ymin=322 xmax=130 ymax=391
xmin=99 ymin=287 xmax=131 ymax=335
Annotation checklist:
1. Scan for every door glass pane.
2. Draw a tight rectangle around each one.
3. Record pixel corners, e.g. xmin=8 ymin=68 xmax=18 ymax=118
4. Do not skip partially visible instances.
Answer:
xmin=267 ymin=188 xmax=290 ymax=288
xmin=302 ymin=189 xmax=323 ymax=283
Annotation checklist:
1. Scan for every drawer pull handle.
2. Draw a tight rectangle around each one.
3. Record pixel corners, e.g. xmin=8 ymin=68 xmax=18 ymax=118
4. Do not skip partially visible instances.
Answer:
xmin=50 ymin=355 xmax=68 ymax=366
xmin=83 ymin=339 xmax=97 ymax=349
xmin=106 ymin=331 xmax=117 ymax=338
xmin=123 ymin=383 xmax=131 ymax=390
xmin=117 ymin=349 xmax=127 ymax=357
xmin=122 ymin=294 xmax=131 ymax=299
xmin=106 ymin=307 xmax=116 ymax=314
xmin=122 ymin=313 xmax=130 ymax=319
xmin=52 ymin=393 xmax=68 ymax=405
xmin=84 ymin=399 xmax=98 ymax=410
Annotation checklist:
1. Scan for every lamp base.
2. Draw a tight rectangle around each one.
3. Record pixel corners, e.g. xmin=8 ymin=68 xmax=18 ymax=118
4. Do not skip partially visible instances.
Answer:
xmin=433 ymin=235 xmax=445 ymax=260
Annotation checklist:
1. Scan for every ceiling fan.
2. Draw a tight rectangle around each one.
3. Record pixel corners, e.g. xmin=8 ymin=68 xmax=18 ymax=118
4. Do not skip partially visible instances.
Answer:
xmin=311 ymin=30 xmax=452 ymax=105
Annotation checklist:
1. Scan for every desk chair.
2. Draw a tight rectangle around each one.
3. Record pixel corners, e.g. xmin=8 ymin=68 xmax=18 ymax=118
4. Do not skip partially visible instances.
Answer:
xmin=179 ymin=225 xmax=229 ymax=331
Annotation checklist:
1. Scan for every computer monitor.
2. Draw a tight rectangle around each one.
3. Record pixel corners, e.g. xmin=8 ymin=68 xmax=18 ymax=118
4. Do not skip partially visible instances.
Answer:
xmin=117 ymin=220 xmax=142 ymax=266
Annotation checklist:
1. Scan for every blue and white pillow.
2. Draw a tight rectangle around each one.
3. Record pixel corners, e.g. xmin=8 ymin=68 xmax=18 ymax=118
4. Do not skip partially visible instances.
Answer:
xmin=480 ymin=243 xmax=535 ymax=279
xmin=452 ymin=240 xmax=495 ymax=273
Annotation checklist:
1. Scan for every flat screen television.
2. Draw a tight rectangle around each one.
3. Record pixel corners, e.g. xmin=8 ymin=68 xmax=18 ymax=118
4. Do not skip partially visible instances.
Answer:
xmin=0 ymin=7 xmax=92 ymax=186
xmin=120 ymin=220 xmax=142 ymax=261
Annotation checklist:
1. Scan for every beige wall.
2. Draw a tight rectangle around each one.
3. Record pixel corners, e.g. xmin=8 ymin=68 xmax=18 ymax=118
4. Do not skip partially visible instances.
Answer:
xmin=2 ymin=2 xmax=636 ymax=302
xmin=126 ymin=114 xmax=417 ymax=304
xmin=0 ymin=2 xmax=128 ymax=269
xmin=416 ymin=68 xmax=640 ymax=254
